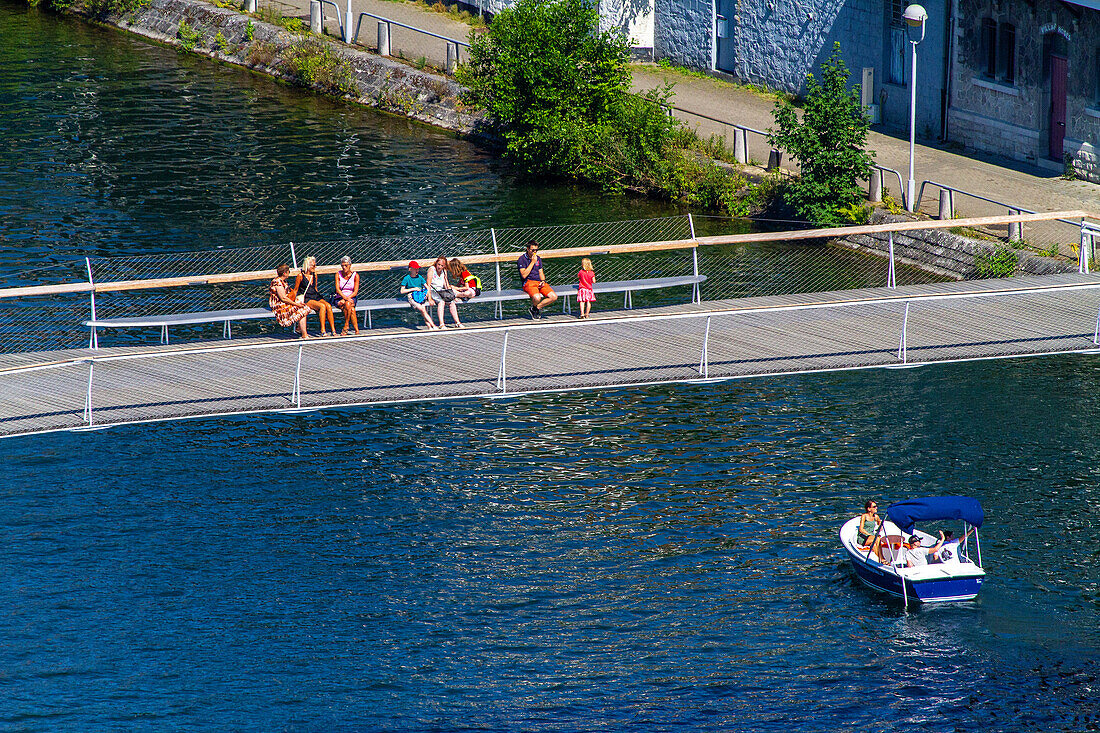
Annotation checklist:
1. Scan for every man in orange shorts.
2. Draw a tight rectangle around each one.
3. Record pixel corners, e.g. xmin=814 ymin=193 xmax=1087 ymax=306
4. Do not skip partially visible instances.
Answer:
xmin=517 ymin=240 xmax=558 ymax=319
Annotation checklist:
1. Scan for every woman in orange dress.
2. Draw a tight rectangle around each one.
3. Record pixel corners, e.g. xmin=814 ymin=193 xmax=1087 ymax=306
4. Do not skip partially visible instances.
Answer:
xmin=269 ymin=263 xmax=312 ymax=339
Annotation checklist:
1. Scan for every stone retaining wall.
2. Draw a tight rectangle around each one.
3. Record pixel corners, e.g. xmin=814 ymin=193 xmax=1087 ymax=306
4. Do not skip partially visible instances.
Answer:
xmin=834 ymin=212 xmax=1077 ymax=280
xmin=68 ymin=0 xmax=489 ymax=136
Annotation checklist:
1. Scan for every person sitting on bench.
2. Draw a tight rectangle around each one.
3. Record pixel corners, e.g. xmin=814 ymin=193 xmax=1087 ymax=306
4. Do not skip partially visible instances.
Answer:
xmin=294 ymin=256 xmax=336 ymax=337
xmin=517 ymin=240 xmax=557 ymax=319
xmin=269 ymin=263 xmax=312 ymax=339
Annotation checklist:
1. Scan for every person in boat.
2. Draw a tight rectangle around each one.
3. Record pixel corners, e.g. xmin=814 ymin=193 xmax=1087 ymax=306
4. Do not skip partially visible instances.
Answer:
xmin=331 ymin=255 xmax=360 ymax=336
xmin=294 ymin=255 xmax=336 ymax=337
xmin=269 ymin=263 xmax=312 ymax=339
xmin=903 ymin=531 xmax=946 ymax=567
xmin=856 ymin=500 xmax=882 ymax=555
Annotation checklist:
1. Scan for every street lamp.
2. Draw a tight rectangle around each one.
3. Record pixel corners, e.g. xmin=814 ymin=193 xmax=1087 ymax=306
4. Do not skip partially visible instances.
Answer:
xmin=903 ymin=3 xmax=927 ymax=212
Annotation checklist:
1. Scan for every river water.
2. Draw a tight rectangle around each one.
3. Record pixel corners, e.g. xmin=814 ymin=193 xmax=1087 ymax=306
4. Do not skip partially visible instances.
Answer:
xmin=1 ymin=3 xmax=1098 ymax=730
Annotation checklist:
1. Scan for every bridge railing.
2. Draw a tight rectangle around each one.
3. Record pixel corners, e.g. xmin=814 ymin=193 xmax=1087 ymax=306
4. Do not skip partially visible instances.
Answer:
xmin=0 ymin=211 xmax=1095 ymax=355
xmin=4 ymin=272 xmax=1100 ymax=440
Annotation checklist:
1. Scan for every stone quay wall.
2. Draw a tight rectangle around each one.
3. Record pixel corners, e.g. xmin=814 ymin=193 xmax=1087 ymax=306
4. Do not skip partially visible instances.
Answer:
xmin=834 ymin=212 xmax=1078 ymax=280
xmin=68 ymin=0 xmax=488 ymax=136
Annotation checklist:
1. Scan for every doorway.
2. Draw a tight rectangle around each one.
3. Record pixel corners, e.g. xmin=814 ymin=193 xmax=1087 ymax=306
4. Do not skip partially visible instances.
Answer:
xmin=1043 ymin=32 xmax=1069 ymax=160
xmin=715 ymin=0 xmax=735 ymax=72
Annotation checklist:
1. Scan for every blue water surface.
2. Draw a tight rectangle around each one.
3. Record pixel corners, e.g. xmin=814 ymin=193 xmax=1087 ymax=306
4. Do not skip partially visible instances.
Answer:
xmin=0 ymin=2 xmax=1098 ymax=730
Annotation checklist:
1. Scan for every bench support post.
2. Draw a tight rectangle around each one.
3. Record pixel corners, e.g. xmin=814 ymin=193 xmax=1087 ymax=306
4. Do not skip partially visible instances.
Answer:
xmin=898 ymin=301 xmax=910 ymax=363
xmin=688 ymin=214 xmax=700 ymax=303
xmin=161 ymin=324 xmax=169 ymax=345
xmin=85 ymin=258 xmax=99 ymax=350
xmin=496 ymin=329 xmax=509 ymax=393
xmin=698 ymin=316 xmax=711 ymax=378
xmin=224 ymin=320 xmax=232 ymax=339
xmin=367 ymin=310 xmax=372 ymax=329
xmin=491 ymin=228 xmax=502 ymax=319
xmin=83 ymin=360 xmax=94 ymax=426
xmin=887 ymin=232 xmax=897 ymax=289
xmin=293 ymin=345 xmax=303 ymax=408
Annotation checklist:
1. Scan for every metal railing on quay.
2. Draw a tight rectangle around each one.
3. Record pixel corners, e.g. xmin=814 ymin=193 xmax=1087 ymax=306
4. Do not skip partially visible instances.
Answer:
xmin=660 ymin=104 xmax=778 ymax=168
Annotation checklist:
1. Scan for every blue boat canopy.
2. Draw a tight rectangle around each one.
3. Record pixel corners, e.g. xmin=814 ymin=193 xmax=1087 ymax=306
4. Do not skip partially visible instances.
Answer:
xmin=886 ymin=496 xmax=984 ymax=532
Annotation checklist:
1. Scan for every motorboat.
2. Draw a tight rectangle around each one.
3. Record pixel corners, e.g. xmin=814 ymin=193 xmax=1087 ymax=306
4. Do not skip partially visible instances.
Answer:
xmin=840 ymin=496 xmax=986 ymax=605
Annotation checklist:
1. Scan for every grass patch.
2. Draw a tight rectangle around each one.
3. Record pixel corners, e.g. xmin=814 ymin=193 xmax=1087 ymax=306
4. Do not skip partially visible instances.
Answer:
xmin=256 ymin=4 xmax=308 ymax=33
xmin=974 ymin=245 xmax=1018 ymax=278
xmin=644 ymin=58 xmax=791 ymax=103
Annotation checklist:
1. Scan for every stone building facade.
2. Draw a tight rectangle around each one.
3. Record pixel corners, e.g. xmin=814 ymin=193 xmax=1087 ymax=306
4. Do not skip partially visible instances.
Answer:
xmin=948 ymin=0 xmax=1100 ymax=181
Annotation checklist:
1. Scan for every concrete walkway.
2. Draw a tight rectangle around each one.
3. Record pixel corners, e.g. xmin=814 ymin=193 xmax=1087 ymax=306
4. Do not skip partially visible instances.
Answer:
xmin=271 ymin=0 xmax=477 ymax=70
xmin=632 ymin=66 xmax=1100 ymax=218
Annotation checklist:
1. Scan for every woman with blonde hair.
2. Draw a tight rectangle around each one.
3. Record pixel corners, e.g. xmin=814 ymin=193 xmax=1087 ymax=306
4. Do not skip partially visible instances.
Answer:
xmin=331 ymin=255 xmax=360 ymax=336
xmin=293 ymin=255 xmax=336 ymax=337
xmin=425 ymin=255 xmax=463 ymax=328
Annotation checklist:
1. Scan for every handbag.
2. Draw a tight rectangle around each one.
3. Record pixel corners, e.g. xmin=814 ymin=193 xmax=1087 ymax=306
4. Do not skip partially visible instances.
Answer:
xmin=439 ymin=287 xmax=456 ymax=303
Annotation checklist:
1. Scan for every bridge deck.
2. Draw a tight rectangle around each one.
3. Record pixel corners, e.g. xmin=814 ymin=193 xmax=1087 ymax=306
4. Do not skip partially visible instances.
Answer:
xmin=3 ymin=272 xmax=1100 ymax=439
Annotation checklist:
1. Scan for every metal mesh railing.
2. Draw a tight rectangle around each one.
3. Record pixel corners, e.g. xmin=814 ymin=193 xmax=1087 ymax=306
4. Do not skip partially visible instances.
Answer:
xmin=4 ymin=274 xmax=1099 ymax=439
xmin=0 ymin=211 xmax=1095 ymax=355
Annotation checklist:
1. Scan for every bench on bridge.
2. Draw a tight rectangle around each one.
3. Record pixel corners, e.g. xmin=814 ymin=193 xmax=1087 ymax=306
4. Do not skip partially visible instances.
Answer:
xmin=83 ymin=275 xmax=706 ymax=345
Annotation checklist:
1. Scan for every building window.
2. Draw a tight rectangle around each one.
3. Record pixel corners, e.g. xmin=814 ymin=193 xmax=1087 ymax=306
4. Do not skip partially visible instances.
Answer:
xmin=890 ymin=27 xmax=906 ymax=84
xmin=1096 ymin=47 xmax=1100 ymax=103
xmin=997 ymin=23 xmax=1015 ymax=84
xmin=981 ymin=18 xmax=997 ymax=78
xmin=979 ymin=18 xmax=1015 ymax=85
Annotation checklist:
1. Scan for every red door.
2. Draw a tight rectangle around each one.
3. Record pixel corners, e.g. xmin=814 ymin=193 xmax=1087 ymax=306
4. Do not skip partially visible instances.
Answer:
xmin=1049 ymin=54 xmax=1067 ymax=160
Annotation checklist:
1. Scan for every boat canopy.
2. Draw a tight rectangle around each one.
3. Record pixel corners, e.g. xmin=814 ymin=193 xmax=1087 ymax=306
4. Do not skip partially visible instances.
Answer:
xmin=886 ymin=496 xmax=984 ymax=532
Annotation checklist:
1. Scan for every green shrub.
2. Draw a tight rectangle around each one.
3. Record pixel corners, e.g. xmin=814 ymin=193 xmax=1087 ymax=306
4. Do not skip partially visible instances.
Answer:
xmin=837 ymin=202 xmax=870 ymax=225
xmin=245 ymin=19 xmax=254 ymax=41
xmin=214 ymin=31 xmax=228 ymax=51
xmin=769 ymin=42 xmax=874 ymax=225
xmin=974 ymin=246 xmax=1018 ymax=278
xmin=82 ymin=0 xmax=149 ymax=14
xmin=177 ymin=19 xmax=201 ymax=50
xmin=283 ymin=38 xmax=357 ymax=96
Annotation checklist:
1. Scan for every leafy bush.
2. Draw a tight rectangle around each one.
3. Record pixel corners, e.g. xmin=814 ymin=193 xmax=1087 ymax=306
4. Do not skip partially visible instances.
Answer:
xmin=769 ymin=42 xmax=873 ymax=226
xmin=81 ymin=0 xmax=149 ymax=14
xmin=283 ymin=38 xmax=357 ymax=96
xmin=177 ymin=19 xmax=201 ymax=50
xmin=245 ymin=19 xmax=254 ymax=41
xmin=455 ymin=0 xmax=755 ymax=214
xmin=837 ymin=202 xmax=870 ymax=224
xmin=213 ymin=31 xmax=228 ymax=51
xmin=974 ymin=246 xmax=1018 ymax=278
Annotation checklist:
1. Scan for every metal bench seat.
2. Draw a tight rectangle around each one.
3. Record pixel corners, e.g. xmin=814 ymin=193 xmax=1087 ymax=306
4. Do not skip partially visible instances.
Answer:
xmin=82 ymin=274 xmax=705 ymax=345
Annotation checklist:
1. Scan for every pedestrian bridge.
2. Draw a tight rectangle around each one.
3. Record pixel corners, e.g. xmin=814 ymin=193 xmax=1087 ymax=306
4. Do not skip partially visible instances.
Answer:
xmin=2 ymin=210 xmax=1098 ymax=439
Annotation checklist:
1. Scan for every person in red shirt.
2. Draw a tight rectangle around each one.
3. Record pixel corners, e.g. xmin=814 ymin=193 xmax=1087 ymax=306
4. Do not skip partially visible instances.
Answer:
xmin=577 ymin=257 xmax=596 ymax=318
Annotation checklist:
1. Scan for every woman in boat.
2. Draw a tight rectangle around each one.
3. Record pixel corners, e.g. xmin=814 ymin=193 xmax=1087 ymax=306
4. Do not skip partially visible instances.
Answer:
xmin=856 ymin=500 xmax=881 ymax=550
xmin=269 ymin=263 xmax=312 ymax=339
xmin=294 ymin=255 xmax=336 ymax=337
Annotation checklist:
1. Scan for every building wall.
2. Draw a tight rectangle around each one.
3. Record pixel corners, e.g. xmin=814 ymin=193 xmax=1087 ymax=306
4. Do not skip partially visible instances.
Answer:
xmin=950 ymin=0 xmax=1100 ymax=182
xmin=654 ymin=0 xmax=948 ymax=140
xmin=653 ymin=0 xmax=713 ymax=69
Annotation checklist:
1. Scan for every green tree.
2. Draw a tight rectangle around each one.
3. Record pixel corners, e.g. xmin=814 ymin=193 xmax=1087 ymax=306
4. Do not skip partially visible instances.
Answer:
xmin=456 ymin=0 xmax=667 ymax=186
xmin=769 ymin=42 xmax=874 ymax=225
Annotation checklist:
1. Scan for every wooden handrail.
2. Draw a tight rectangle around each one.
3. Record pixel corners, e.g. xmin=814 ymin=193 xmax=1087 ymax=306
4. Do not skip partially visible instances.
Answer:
xmin=1 ymin=210 xmax=1093 ymax=300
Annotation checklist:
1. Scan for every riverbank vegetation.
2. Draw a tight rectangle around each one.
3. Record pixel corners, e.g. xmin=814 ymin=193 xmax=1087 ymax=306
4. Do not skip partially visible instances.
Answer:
xmin=768 ymin=43 xmax=874 ymax=226
xmin=455 ymin=0 xmax=771 ymax=216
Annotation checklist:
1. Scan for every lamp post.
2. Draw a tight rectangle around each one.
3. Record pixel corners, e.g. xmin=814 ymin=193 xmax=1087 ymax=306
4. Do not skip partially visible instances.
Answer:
xmin=903 ymin=3 xmax=927 ymax=212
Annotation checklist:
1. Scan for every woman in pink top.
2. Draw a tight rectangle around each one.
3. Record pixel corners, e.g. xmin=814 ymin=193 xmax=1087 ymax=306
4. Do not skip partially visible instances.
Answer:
xmin=577 ymin=257 xmax=596 ymax=318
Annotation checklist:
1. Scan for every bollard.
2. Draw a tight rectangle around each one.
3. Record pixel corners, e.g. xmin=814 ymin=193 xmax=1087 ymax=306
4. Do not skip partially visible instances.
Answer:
xmin=734 ymin=127 xmax=747 ymax=165
xmin=868 ymin=168 xmax=882 ymax=202
xmin=343 ymin=0 xmax=351 ymax=42
xmin=245 ymin=0 xmax=256 ymax=11
xmin=446 ymin=41 xmax=458 ymax=74
xmin=767 ymin=149 xmax=782 ymax=171
xmin=310 ymin=0 xmax=321 ymax=34
xmin=377 ymin=20 xmax=390 ymax=56
xmin=1007 ymin=208 xmax=1022 ymax=243
xmin=938 ymin=187 xmax=953 ymax=220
